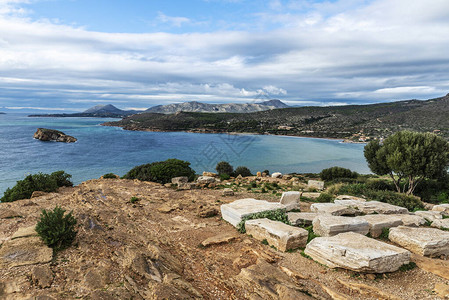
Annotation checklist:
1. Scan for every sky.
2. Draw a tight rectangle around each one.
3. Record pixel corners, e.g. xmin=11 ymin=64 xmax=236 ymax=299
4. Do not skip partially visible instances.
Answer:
xmin=1 ymin=0 xmax=449 ymax=112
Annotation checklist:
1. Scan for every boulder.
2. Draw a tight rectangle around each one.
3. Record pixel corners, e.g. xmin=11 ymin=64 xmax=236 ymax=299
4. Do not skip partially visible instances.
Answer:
xmin=391 ymin=214 xmax=426 ymax=227
xmin=0 ymin=236 xmax=53 ymax=268
xmin=202 ymin=171 xmax=217 ymax=177
xmin=196 ymin=176 xmax=216 ymax=184
xmin=334 ymin=200 xmax=408 ymax=215
xmin=312 ymin=215 xmax=370 ymax=237
xmin=414 ymin=210 xmax=443 ymax=222
xmin=335 ymin=195 xmax=366 ymax=202
xmin=245 ymin=219 xmax=308 ymax=251
xmin=433 ymin=204 xmax=449 ymax=215
xmin=389 ymin=226 xmax=449 ymax=257
xmin=221 ymin=199 xmax=286 ymax=227
xmin=308 ymin=180 xmax=324 ymax=190
xmin=310 ymin=203 xmax=361 ymax=216
xmin=279 ymin=191 xmax=301 ymax=211
xmin=34 ymin=128 xmax=77 ymax=143
xmin=287 ymin=212 xmax=317 ymax=226
xmin=305 ymin=232 xmax=410 ymax=273
xmin=356 ymin=215 xmax=403 ymax=237
xmin=431 ymin=219 xmax=449 ymax=230
xmin=171 ymin=176 xmax=188 ymax=185
xmin=271 ymin=172 xmax=282 ymax=178
xmin=222 ymin=188 xmax=234 ymax=196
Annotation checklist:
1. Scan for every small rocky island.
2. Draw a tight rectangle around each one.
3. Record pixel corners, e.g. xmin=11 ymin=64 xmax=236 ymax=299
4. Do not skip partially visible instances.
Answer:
xmin=33 ymin=128 xmax=77 ymax=143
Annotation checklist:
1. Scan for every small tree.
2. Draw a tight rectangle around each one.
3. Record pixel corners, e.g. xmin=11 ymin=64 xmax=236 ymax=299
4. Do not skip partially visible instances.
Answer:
xmin=364 ymin=131 xmax=449 ymax=195
xmin=216 ymin=161 xmax=234 ymax=175
xmin=234 ymin=166 xmax=252 ymax=177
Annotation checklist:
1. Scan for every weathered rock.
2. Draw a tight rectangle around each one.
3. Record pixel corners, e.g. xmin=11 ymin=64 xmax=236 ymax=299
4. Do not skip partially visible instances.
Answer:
xmin=0 ymin=209 xmax=22 ymax=219
xmin=11 ymin=225 xmax=38 ymax=240
xmin=308 ymin=180 xmax=324 ymax=190
xmin=434 ymin=283 xmax=449 ymax=299
xmin=271 ymin=172 xmax=282 ymax=178
xmin=412 ymin=253 xmax=449 ymax=280
xmin=282 ymin=174 xmax=293 ymax=180
xmin=431 ymin=218 xmax=449 ymax=230
xmin=245 ymin=219 xmax=308 ymax=251
xmin=304 ymin=232 xmax=410 ymax=273
xmin=414 ymin=210 xmax=443 ymax=222
xmin=220 ymin=198 xmax=286 ymax=227
xmin=34 ymin=128 xmax=77 ymax=143
xmin=335 ymin=195 xmax=366 ymax=202
xmin=202 ymin=171 xmax=217 ymax=177
xmin=256 ymin=171 xmax=262 ymax=177
xmin=356 ymin=215 xmax=403 ymax=237
xmin=178 ymin=182 xmax=195 ymax=190
xmin=391 ymin=214 xmax=426 ymax=227
xmin=196 ymin=176 xmax=216 ymax=184
xmin=201 ymin=233 xmax=238 ymax=247
xmin=0 ymin=236 xmax=53 ymax=268
xmin=302 ymin=192 xmax=321 ymax=199
xmin=32 ymin=265 xmax=54 ymax=288
xmin=288 ymin=212 xmax=317 ymax=226
xmin=31 ymin=191 xmax=48 ymax=198
xmin=310 ymin=203 xmax=361 ymax=216
xmin=280 ymin=191 xmax=302 ymax=211
xmin=171 ymin=176 xmax=188 ymax=185
xmin=389 ymin=226 xmax=449 ymax=257
xmin=312 ymin=215 xmax=370 ymax=237
xmin=336 ymin=279 xmax=402 ymax=300
xmin=222 ymin=188 xmax=234 ymax=196
xmin=84 ymin=268 xmax=107 ymax=290
xmin=198 ymin=207 xmax=218 ymax=218
xmin=334 ymin=200 xmax=409 ymax=215
xmin=433 ymin=204 xmax=449 ymax=215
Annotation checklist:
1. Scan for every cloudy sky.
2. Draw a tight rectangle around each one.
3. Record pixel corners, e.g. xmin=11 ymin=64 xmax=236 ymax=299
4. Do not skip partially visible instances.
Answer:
xmin=1 ymin=0 xmax=449 ymax=112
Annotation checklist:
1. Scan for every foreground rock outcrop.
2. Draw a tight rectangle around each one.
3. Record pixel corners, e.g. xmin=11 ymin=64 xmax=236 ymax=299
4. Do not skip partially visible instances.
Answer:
xmin=33 ymin=128 xmax=77 ymax=143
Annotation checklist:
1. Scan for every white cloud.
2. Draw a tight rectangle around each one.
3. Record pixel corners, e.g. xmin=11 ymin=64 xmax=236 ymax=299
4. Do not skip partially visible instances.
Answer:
xmin=156 ymin=12 xmax=191 ymax=27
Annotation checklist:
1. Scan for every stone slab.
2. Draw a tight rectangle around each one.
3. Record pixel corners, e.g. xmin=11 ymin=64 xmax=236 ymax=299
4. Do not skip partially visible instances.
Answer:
xmin=356 ymin=215 xmax=403 ymax=237
xmin=431 ymin=219 xmax=449 ymax=230
xmin=391 ymin=214 xmax=426 ymax=227
xmin=334 ymin=200 xmax=408 ymax=215
xmin=304 ymin=232 xmax=410 ymax=273
xmin=220 ymin=198 xmax=286 ymax=227
xmin=433 ymin=204 xmax=449 ymax=215
xmin=245 ymin=218 xmax=308 ymax=251
xmin=335 ymin=195 xmax=366 ymax=202
xmin=308 ymin=180 xmax=324 ymax=190
xmin=389 ymin=226 xmax=449 ymax=257
xmin=287 ymin=212 xmax=317 ymax=226
xmin=11 ymin=226 xmax=38 ymax=240
xmin=414 ymin=210 xmax=443 ymax=222
xmin=0 ymin=236 xmax=53 ymax=268
xmin=310 ymin=203 xmax=360 ymax=216
xmin=201 ymin=233 xmax=238 ymax=247
xmin=312 ymin=215 xmax=370 ymax=237
xmin=280 ymin=191 xmax=301 ymax=211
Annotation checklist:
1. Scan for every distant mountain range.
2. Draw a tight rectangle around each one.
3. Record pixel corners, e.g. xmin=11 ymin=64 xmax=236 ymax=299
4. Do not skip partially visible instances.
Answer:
xmin=28 ymin=100 xmax=289 ymax=117
xmin=104 ymin=93 xmax=449 ymax=141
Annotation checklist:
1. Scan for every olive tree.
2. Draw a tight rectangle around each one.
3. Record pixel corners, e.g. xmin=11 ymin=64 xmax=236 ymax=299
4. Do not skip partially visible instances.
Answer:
xmin=364 ymin=131 xmax=449 ymax=195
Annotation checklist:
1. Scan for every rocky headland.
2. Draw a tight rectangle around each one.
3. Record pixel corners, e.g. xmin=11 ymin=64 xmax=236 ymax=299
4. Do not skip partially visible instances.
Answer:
xmin=1 ymin=174 xmax=449 ymax=299
xmin=33 ymin=128 xmax=77 ymax=143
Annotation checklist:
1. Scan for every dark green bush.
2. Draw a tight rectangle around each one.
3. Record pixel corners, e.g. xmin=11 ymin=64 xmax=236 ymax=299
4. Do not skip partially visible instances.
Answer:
xmin=320 ymin=166 xmax=358 ymax=181
xmin=316 ymin=193 xmax=333 ymax=203
xmin=366 ymin=179 xmax=394 ymax=191
xmin=234 ymin=166 xmax=252 ymax=177
xmin=263 ymin=170 xmax=270 ymax=175
xmin=216 ymin=161 xmax=234 ymax=175
xmin=123 ymin=159 xmax=195 ymax=184
xmin=35 ymin=206 xmax=77 ymax=252
xmin=1 ymin=171 xmax=72 ymax=203
xmin=219 ymin=173 xmax=231 ymax=181
xmin=130 ymin=196 xmax=139 ymax=203
xmin=102 ymin=173 xmax=118 ymax=179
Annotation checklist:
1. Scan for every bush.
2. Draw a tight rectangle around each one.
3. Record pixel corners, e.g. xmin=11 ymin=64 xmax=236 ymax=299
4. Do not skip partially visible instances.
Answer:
xmin=123 ymin=159 xmax=195 ymax=184
xmin=216 ymin=161 xmax=234 ymax=175
xmin=1 ymin=171 xmax=72 ymax=203
xmin=237 ymin=209 xmax=290 ymax=233
xmin=263 ymin=170 xmax=270 ymax=175
xmin=35 ymin=206 xmax=77 ymax=252
xmin=219 ymin=173 xmax=231 ymax=181
xmin=234 ymin=166 xmax=252 ymax=177
xmin=320 ymin=167 xmax=358 ymax=181
xmin=130 ymin=196 xmax=139 ymax=203
xmin=102 ymin=173 xmax=117 ymax=179
xmin=316 ymin=193 xmax=333 ymax=203
xmin=365 ymin=179 xmax=394 ymax=191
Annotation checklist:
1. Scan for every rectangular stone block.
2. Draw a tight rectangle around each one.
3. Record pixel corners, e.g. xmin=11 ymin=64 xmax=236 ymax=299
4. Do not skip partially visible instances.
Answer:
xmin=220 ymin=198 xmax=286 ymax=227
xmin=304 ymin=232 xmax=410 ymax=273
xmin=356 ymin=215 xmax=403 ymax=237
xmin=334 ymin=200 xmax=408 ymax=215
xmin=414 ymin=210 xmax=443 ymax=222
xmin=308 ymin=180 xmax=324 ymax=190
xmin=310 ymin=203 xmax=360 ymax=216
xmin=433 ymin=204 xmax=449 ymax=215
xmin=389 ymin=226 xmax=449 ymax=257
xmin=287 ymin=212 xmax=317 ymax=226
xmin=280 ymin=191 xmax=301 ymax=211
xmin=312 ymin=215 xmax=370 ymax=237
xmin=245 ymin=218 xmax=308 ymax=251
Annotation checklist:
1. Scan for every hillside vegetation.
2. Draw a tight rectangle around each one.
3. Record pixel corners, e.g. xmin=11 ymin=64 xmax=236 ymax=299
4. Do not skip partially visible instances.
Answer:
xmin=104 ymin=94 xmax=449 ymax=140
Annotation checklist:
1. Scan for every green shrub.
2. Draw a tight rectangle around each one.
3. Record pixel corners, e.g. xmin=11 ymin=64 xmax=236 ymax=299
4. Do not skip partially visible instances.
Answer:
xmin=234 ymin=166 xmax=252 ymax=177
xmin=103 ymin=173 xmax=118 ymax=179
xmin=1 ymin=171 xmax=72 ymax=203
xmin=123 ymin=159 xmax=195 ymax=184
xmin=263 ymin=170 xmax=270 ymax=176
xmin=237 ymin=209 xmax=289 ymax=233
xmin=216 ymin=161 xmax=234 ymax=175
xmin=35 ymin=206 xmax=77 ymax=252
xmin=130 ymin=196 xmax=139 ymax=203
xmin=365 ymin=179 xmax=394 ymax=191
xmin=316 ymin=193 xmax=333 ymax=203
xmin=320 ymin=167 xmax=358 ymax=181
xmin=251 ymin=182 xmax=257 ymax=188
xmin=219 ymin=173 xmax=231 ymax=181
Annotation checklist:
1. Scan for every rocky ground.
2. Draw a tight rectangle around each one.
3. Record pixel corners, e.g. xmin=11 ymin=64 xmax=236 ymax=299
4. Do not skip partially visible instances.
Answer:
xmin=1 ymin=178 xmax=449 ymax=299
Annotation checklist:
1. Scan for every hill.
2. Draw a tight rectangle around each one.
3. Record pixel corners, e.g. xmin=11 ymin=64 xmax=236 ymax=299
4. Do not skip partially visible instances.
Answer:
xmin=145 ymin=100 xmax=289 ymax=114
xmin=29 ymin=104 xmax=141 ymax=118
xmin=104 ymin=94 xmax=449 ymax=140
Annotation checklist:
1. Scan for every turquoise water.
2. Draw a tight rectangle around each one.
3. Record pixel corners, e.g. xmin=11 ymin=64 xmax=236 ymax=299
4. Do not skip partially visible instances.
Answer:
xmin=0 ymin=113 xmax=369 ymax=196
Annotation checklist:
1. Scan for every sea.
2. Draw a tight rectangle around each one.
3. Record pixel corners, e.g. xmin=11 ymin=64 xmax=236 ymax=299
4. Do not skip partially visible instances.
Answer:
xmin=0 ymin=113 xmax=370 ymax=196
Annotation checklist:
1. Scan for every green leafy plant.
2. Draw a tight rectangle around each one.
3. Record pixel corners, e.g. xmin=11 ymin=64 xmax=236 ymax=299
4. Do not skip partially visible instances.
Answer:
xmin=316 ymin=193 xmax=333 ymax=203
xmin=379 ymin=228 xmax=390 ymax=240
xmin=219 ymin=173 xmax=231 ymax=181
xmin=123 ymin=159 xmax=195 ymax=184
xmin=237 ymin=209 xmax=289 ymax=233
xmin=35 ymin=206 xmax=77 ymax=252
xmin=234 ymin=166 xmax=252 ymax=177
xmin=320 ymin=166 xmax=358 ymax=181
xmin=216 ymin=161 xmax=234 ymax=176
xmin=399 ymin=262 xmax=417 ymax=272
xmin=130 ymin=196 xmax=139 ymax=203
xmin=103 ymin=173 xmax=118 ymax=179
